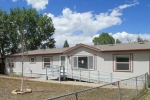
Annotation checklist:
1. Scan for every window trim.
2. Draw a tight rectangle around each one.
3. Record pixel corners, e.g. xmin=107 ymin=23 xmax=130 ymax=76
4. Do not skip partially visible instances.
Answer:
xmin=30 ymin=57 xmax=36 ymax=64
xmin=42 ymin=56 xmax=52 ymax=69
xmin=72 ymin=55 xmax=94 ymax=70
xmin=7 ymin=58 xmax=15 ymax=68
xmin=113 ymin=54 xmax=133 ymax=72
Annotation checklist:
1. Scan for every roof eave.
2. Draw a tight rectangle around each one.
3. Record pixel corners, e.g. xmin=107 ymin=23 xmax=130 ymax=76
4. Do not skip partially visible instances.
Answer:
xmin=5 ymin=52 xmax=63 ymax=57
xmin=101 ymin=49 xmax=150 ymax=52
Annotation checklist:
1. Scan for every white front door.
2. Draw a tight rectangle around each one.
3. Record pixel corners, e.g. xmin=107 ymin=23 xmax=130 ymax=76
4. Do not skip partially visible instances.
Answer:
xmin=59 ymin=55 xmax=67 ymax=67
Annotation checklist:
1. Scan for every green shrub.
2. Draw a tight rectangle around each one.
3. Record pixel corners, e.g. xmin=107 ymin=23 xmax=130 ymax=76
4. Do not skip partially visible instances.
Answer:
xmin=9 ymin=73 xmax=20 ymax=77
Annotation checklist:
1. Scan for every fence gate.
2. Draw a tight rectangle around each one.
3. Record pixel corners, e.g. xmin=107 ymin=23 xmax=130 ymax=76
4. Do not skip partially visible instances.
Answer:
xmin=0 ymin=58 xmax=5 ymax=74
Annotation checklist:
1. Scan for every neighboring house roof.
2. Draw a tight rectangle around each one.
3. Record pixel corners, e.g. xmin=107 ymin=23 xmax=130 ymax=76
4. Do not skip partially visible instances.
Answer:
xmin=6 ymin=42 xmax=150 ymax=57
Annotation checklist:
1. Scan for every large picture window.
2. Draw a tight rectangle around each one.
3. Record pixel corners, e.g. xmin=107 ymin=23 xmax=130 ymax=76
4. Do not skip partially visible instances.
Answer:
xmin=73 ymin=56 xmax=94 ymax=70
xmin=114 ymin=54 xmax=132 ymax=72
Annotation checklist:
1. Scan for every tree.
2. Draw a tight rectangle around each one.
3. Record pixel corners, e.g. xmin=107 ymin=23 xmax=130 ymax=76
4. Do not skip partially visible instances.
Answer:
xmin=0 ymin=9 xmax=11 ymax=57
xmin=13 ymin=7 xmax=54 ymax=91
xmin=63 ymin=40 xmax=69 ymax=47
xmin=0 ymin=7 xmax=56 ymax=55
xmin=136 ymin=35 xmax=149 ymax=42
xmin=9 ymin=7 xmax=55 ymax=51
xmin=92 ymin=32 xmax=115 ymax=45
xmin=137 ymin=35 xmax=143 ymax=42
xmin=126 ymin=36 xmax=132 ymax=43
xmin=3 ymin=7 xmax=55 ymax=92
xmin=116 ymin=39 xmax=122 ymax=44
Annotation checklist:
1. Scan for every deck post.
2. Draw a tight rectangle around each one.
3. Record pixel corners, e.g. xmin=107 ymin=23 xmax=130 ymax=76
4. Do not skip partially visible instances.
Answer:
xmin=72 ymin=69 xmax=73 ymax=79
xmin=98 ymin=71 xmax=99 ymax=83
xmin=46 ymin=65 xmax=48 ymax=80
xmin=63 ymin=66 xmax=66 ymax=81
xmin=88 ymin=70 xmax=90 ymax=82
xmin=59 ymin=66 xmax=61 ymax=82
xmin=80 ymin=69 xmax=81 ymax=81
xmin=51 ymin=66 xmax=54 ymax=77
xmin=110 ymin=73 xmax=113 ymax=83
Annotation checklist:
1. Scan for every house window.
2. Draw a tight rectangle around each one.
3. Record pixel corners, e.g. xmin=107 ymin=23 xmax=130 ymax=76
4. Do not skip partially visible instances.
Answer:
xmin=43 ymin=57 xmax=51 ymax=68
xmin=114 ymin=54 xmax=132 ymax=72
xmin=7 ymin=58 xmax=15 ymax=68
xmin=73 ymin=56 xmax=94 ymax=70
xmin=30 ymin=57 xmax=36 ymax=64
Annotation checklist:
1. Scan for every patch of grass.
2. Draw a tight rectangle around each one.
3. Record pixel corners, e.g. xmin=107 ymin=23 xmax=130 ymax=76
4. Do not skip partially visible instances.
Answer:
xmin=138 ymin=90 xmax=150 ymax=100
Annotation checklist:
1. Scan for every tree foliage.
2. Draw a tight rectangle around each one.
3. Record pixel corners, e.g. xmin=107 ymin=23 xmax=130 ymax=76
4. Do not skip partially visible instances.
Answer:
xmin=0 ymin=7 xmax=55 ymax=56
xmin=136 ymin=35 xmax=148 ymax=42
xmin=0 ymin=9 xmax=11 ymax=57
xmin=92 ymin=32 xmax=115 ymax=45
xmin=116 ymin=39 xmax=122 ymax=44
xmin=63 ymin=40 xmax=69 ymax=47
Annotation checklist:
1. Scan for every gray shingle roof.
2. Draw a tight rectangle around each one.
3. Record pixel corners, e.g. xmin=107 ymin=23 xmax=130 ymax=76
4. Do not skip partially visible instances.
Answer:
xmin=7 ymin=42 xmax=150 ymax=56
xmin=9 ymin=47 xmax=70 ymax=56
xmin=93 ymin=42 xmax=150 ymax=51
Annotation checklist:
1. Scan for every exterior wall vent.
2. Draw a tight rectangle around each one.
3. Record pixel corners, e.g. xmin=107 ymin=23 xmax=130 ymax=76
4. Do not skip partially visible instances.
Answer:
xmin=109 ymin=44 xmax=113 ymax=46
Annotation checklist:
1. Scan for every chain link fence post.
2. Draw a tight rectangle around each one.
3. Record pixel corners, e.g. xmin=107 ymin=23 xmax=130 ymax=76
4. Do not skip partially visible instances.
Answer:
xmin=46 ymin=65 xmax=48 ymax=80
xmin=117 ymin=81 xmax=121 ymax=100
xmin=147 ymin=72 xmax=149 ymax=88
xmin=75 ymin=92 xmax=78 ymax=100
xmin=145 ymin=73 xmax=147 ymax=89
xmin=135 ymin=77 xmax=138 ymax=95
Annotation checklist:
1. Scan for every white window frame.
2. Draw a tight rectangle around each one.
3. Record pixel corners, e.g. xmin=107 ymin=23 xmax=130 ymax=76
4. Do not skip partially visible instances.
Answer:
xmin=30 ymin=57 xmax=36 ymax=64
xmin=7 ymin=58 xmax=15 ymax=68
xmin=114 ymin=54 xmax=132 ymax=72
xmin=73 ymin=56 xmax=94 ymax=70
xmin=43 ymin=57 xmax=52 ymax=69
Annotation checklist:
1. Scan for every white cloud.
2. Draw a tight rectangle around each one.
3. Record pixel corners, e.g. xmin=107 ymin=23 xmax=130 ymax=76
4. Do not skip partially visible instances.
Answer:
xmin=26 ymin=0 xmax=48 ymax=11
xmin=45 ymin=1 xmax=140 ymax=47
xmin=111 ymin=32 xmax=150 ymax=43
xmin=12 ymin=0 xmax=17 ymax=2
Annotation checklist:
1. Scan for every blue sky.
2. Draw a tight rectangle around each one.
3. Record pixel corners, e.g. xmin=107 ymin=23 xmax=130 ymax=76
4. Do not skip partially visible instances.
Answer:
xmin=0 ymin=0 xmax=150 ymax=47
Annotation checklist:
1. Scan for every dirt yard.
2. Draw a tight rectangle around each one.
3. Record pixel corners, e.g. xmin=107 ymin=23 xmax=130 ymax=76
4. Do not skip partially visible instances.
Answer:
xmin=0 ymin=77 xmax=88 ymax=100
xmin=0 ymin=76 xmax=144 ymax=100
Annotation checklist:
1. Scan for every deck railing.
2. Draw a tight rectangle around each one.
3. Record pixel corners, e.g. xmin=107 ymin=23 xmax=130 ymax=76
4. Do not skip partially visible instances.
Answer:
xmin=66 ymin=68 xmax=113 ymax=83
xmin=46 ymin=66 xmax=113 ymax=83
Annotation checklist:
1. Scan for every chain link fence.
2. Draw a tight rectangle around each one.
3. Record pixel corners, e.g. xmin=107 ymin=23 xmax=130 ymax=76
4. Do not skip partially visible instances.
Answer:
xmin=46 ymin=73 xmax=149 ymax=100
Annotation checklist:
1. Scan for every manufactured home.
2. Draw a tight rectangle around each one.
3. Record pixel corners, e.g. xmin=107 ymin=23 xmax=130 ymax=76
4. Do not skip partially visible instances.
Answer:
xmin=5 ymin=42 xmax=150 ymax=83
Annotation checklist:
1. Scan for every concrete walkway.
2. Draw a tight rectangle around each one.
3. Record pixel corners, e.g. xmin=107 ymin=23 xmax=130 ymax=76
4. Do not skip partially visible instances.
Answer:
xmin=28 ymin=78 xmax=141 ymax=89
xmin=0 ymin=75 xmax=136 ymax=89
xmin=28 ymin=78 xmax=105 ymax=87
xmin=0 ymin=75 xmax=107 ymax=87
